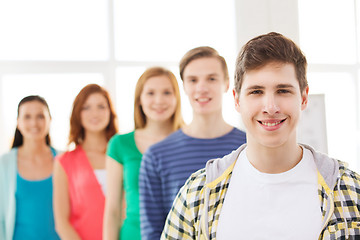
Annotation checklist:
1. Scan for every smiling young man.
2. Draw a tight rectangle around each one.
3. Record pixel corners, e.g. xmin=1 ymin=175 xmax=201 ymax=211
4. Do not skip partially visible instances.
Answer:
xmin=139 ymin=47 xmax=246 ymax=240
xmin=161 ymin=32 xmax=360 ymax=239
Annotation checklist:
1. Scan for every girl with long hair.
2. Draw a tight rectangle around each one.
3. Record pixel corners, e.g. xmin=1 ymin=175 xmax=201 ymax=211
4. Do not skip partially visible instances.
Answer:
xmin=0 ymin=95 xmax=59 ymax=240
xmin=103 ymin=67 xmax=184 ymax=240
xmin=53 ymin=84 xmax=118 ymax=240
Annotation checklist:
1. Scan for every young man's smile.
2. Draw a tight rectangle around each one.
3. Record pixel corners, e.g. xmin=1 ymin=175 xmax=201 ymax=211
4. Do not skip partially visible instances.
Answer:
xmin=258 ymin=118 xmax=287 ymax=130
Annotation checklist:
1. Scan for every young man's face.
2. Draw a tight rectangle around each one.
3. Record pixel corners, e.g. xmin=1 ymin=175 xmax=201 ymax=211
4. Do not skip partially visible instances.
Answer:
xmin=183 ymin=57 xmax=229 ymax=116
xmin=234 ymin=62 xmax=308 ymax=149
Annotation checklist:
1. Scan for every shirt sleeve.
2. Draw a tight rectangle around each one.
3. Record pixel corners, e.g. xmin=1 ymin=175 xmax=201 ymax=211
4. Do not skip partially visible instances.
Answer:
xmin=139 ymin=149 xmax=168 ymax=240
xmin=106 ymin=135 xmax=123 ymax=164
xmin=161 ymin=177 xmax=196 ymax=239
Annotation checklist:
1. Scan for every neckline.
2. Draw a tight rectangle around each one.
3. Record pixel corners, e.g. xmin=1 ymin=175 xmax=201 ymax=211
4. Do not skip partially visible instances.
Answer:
xmin=15 ymin=147 xmax=55 ymax=182
xmin=238 ymin=146 xmax=312 ymax=184
xmin=76 ymin=145 xmax=105 ymax=197
xmin=179 ymin=127 xmax=235 ymax=140
xmin=17 ymin=171 xmax=52 ymax=182
xmin=130 ymin=131 xmax=143 ymax=155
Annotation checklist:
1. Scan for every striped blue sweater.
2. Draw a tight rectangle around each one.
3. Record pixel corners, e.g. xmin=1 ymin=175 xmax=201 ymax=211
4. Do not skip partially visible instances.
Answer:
xmin=139 ymin=128 xmax=246 ymax=240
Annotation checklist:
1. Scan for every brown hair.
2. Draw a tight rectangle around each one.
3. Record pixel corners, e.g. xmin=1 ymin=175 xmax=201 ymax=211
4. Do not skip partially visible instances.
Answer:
xmin=179 ymin=46 xmax=229 ymax=82
xmin=12 ymin=95 xmax=51 ymax=148
xmin=134 ymin=67 xmax=184 ymax=131
xmin=234 ymin=32 xmax=308 ymax=93
xmin=69 ymin=84 xmax=118 ymax=145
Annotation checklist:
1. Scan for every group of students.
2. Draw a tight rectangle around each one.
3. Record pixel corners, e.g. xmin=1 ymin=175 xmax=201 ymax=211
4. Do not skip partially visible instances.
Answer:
xmin=1 ymin=32 xmax=360 ymax=240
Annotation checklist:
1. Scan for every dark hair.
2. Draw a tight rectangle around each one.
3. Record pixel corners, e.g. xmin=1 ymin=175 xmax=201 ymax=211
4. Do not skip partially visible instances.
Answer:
xmin=234 ymin=32 xmax=308 ymax=93
xmin=12 ymin=95 xmax=51 ymax=148
xmin=179 ymin=46 xmax=229 ymax=82
xmin=69 ymin=84 xmax=118 ymax=146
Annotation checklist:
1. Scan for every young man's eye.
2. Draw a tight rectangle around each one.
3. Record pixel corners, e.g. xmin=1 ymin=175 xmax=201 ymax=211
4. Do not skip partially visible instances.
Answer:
xmin=277 ymin=89 xmax=291 ymax=94
xmin=209 ymin=77 xmax=216 ymax=81
xmin=249 ymin=90 xmax=263 ymax=95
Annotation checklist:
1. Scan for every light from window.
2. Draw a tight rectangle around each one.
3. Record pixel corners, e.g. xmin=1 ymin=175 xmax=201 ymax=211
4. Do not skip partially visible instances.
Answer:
xmin=307 ymin=72 xmax=358 ymax=171
xmin=114 ymin=0 xmax=237 ymax=63
xmin=298 ymin=0 xmax=356 ymax=64
xmin=0 ymin=0 xmax=108 ymax=60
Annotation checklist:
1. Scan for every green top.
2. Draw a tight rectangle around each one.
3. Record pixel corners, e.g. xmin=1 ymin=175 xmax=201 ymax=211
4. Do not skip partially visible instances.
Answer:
xmin=107 ymin=131 xmax=142 ymax=240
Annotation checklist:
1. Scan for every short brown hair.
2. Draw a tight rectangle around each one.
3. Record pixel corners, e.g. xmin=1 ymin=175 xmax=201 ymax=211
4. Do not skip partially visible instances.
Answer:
xmin=179 ymin=46 xmax=229 ymax=82
xmin=234 ymin=32 xmax=308 ymax=93
xmin=69 ymin=84 xmax=118 ymax=145
xmin=134 ymin=67 xmax=184 ymax=131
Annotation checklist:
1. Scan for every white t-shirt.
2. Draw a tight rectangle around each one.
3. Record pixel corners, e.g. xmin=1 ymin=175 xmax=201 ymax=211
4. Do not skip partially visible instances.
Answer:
xmin=216 ymin=147 xmax=323 ymax=240
xmin=94 ymin=169 xmax=107 ymax=195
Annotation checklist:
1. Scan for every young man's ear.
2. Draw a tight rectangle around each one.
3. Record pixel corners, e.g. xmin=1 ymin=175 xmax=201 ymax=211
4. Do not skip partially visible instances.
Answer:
xmin=233 ymin=89 xmax=241 ymax=113
xmin=301 ymin=86 xmax=309 ymax=111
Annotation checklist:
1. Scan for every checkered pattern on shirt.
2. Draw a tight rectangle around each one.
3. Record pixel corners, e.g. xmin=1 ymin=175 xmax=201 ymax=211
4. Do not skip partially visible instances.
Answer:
xmin=162 ymin=161 xmax=360 ymax=240
xmin=319 ymin=161 xmax=360 ymax=239
xmin=161 ymin=168 xmax=233 ymax=240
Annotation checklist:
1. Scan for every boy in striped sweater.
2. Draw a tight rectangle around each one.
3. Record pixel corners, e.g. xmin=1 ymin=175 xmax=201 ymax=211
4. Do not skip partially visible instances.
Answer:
xmin=139 ymin=46 xmax=247 ymax=240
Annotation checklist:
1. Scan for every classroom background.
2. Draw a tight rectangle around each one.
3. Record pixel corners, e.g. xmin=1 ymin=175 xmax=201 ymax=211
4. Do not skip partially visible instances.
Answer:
xmin=0 ymin=0 xmax=359 ymax=172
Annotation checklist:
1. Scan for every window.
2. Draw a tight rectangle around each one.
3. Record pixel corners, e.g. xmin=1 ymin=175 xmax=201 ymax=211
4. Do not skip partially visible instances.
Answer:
xmin=0 ymin=0 xmax=109 ymax=60
xmin=299 ymin=0 xmax=360 ymax=171
xmin=0 ymin=0 xmax=238 ymax=154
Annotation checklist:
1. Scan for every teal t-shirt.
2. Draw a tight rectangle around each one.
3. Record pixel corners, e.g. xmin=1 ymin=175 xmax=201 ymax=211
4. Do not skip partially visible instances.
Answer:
xmin=13 ymin=173 xmax=60 ymax=240
xmin=107 ymin=131 xmax=142 ymax=240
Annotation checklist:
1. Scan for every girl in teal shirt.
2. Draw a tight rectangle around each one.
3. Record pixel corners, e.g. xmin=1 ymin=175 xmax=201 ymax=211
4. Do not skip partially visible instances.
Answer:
xmin=0 ymin=95 xmax=59 ymax=240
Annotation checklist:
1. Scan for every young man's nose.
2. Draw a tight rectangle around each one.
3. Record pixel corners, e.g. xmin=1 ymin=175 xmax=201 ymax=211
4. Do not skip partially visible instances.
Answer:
xmin=262 ymin=94 xmax=280 ymax=115
xmin=195 ymin=80 xmax=209 ymax=93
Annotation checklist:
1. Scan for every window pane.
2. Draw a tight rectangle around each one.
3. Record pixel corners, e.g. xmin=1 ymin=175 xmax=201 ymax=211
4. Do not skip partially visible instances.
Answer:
xmin=114 ymin=0 xmax=237 ymax=63
xmin=0 ymin=0 xmax=108 ymax=60
xmin=0 ymin=73 xmax=104 ymax=154
xmin=298 ymin=0 xmax=356 ymax=64
xmin=307 ymin=72 xmax=357 ymax=171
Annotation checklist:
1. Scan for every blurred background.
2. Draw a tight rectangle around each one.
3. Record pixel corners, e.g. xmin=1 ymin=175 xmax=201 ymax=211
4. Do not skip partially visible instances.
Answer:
xmin=0 ymin=0 xmax=359 ymax=171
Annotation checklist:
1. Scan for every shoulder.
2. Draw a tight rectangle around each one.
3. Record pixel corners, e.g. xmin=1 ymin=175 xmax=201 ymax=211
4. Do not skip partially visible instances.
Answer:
xmin=146 ymin=130 xmax=184 ymax=153
xmin=108 ymin=132 xmax=134 ymax=146
xmin=338 ymin=161 xmax=360 ymax=183
xmin=0 ymin=148 xmax=17 ymax=161
xmin=187 ymin=168 xmax=207 ymax=190
xmin=177 ymin=167 xmax=207 ymax=202
xmin=226 ymin=127 xmax=246 ymax=139
xmin=109 ymin=132 xmax=131 ymax=143
xmin=0 ymin=148 xmax=17 ymax=166
xmin=55 ymin=147 xmax=82 ymax=164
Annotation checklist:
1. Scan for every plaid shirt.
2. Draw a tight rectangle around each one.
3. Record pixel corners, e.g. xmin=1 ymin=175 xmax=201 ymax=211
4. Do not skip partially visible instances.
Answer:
xmin=161 ymin=145 xmax=360 ymax=240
